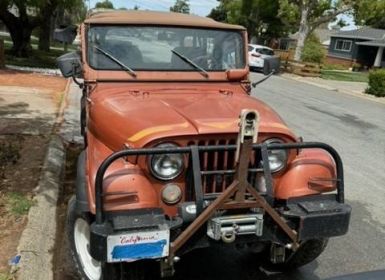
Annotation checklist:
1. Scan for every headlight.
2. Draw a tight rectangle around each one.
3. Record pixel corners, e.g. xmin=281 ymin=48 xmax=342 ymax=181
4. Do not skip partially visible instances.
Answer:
xmin=149 ymin=143 xmax=184 ymax=180
xmin=264 ymin=138 xmax=288 ymax=172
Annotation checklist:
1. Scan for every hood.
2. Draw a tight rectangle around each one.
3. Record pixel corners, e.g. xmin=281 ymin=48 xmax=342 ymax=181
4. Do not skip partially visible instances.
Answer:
xmin=88 ymin=87 xmax=295 ymax=150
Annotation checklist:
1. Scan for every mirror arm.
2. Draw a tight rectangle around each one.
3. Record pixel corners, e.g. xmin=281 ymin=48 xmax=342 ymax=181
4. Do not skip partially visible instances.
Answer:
xmin=72 ymin=75 xmax=84 ymax=89
xmin=72 ymin=63 xmax=84 ymax=89
xmin=252 ymin=70 xmax=275 ymax=88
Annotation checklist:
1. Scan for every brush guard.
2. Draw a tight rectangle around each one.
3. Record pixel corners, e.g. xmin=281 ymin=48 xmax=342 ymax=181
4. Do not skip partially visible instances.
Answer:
xmin=90 ymin=110 xmax=348 ymax=272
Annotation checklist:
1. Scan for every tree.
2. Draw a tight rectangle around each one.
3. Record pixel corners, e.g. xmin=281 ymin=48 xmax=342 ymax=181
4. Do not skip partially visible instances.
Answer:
xmin=279 ymin=0 xmax=352 ymax=61
xmin=354 ymin=0 xmax=385 ymax=29
xmin=170 ymin=0 xmax=190 ymax=14
xmin=208 ymin=0 xmax=290 ymax=43
xmin=0 ymin=0 xmax=40 ymax=56
xmin=0 ymin=0 xmax=86 ymax=56
xmin=95 ymin=0 xmax=114 ymax=9
xmin=38 ymin=0 xmax=85 ymax=52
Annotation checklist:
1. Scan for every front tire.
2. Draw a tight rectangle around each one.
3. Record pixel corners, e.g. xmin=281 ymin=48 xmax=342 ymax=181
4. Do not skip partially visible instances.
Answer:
xmin=67 ymin=196 xmax=105 ymax=280
xmin=67 ymin=196 xmax=155 ymax=280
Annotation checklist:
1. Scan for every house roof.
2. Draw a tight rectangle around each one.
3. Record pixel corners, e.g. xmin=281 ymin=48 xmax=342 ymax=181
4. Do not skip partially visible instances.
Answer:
xmin=331 ymin=27 xmax=385 ymax=40
xmin=356 ymin=38 xmax=385 ymax=47
xmin=84 ymin=10 xmax=245 ymax=31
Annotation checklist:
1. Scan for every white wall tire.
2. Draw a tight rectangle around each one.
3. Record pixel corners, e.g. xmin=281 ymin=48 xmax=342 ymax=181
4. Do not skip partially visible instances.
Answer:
xmin=67 ymin=196 xmax=103 ymax=280
xmin=73 ymin=218 xmax=102 ymax=280
xmin=67 ymin=195 xmax=157 ymax=280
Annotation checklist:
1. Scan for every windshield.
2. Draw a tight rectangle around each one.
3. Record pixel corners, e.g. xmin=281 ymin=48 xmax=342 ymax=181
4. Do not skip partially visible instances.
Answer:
xmin=87 ymin=26 xmax=245 ymax=71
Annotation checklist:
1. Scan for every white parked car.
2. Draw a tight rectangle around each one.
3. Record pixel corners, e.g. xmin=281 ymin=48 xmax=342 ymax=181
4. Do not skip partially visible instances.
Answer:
xmin=248 ymin=44 xmax=275 ymax=71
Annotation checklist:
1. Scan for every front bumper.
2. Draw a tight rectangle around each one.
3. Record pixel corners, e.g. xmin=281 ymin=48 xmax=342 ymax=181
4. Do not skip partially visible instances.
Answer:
xmin=89 ymin=141 xmax=350 ymax=263
xmin=89 ymin=194 xmax=351 ymax=262
xmin=283 ymin=196 xmax=351 ymax=240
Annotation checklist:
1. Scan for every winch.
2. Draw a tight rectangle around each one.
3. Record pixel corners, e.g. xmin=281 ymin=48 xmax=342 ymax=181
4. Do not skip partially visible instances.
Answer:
xmin=207 ymin=214 xmax=264 ymax=243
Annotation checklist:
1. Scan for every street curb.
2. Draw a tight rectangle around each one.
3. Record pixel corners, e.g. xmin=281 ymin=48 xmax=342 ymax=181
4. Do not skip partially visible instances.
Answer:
xmin=15 ymin=135 xmax=65 ymax=280
xmin=281 ymin=73 xmax=385 ymax=106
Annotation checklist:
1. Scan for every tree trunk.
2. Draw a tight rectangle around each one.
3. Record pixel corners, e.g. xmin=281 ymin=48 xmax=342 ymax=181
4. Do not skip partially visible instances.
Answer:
xmin=38 ymin=5 xmax=54 ymax=52
xmin=0 ymin=9 xmax=34 ymax=57
xmin=294 ymin=4 xmax=310 ymax=62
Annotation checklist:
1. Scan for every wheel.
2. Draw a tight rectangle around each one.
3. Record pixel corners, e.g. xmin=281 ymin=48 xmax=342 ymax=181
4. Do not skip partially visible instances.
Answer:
xmin=265 ymin=239 xmax=328 ymax=271
xmin=67 ymin=196 xmax=156 ymax=280
xmin=67 ymin=195 xmax=104 ymax=280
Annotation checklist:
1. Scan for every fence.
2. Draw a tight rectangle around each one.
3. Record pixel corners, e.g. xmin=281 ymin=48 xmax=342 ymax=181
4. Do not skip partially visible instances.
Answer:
xmin=274 ymin=49 xmax=321 ymax=77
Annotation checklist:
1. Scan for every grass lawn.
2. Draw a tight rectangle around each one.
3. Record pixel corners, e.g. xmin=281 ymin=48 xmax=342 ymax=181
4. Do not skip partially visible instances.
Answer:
xmin=1 ymin=34 xmax=77 ymax=69
xmin=321 ymin=70 xmax=369 ymax=83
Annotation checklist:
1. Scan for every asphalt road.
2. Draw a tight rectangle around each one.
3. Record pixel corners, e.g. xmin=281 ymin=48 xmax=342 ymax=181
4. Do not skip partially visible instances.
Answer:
xmin=172 ymin=73 xmax=385 ymax=280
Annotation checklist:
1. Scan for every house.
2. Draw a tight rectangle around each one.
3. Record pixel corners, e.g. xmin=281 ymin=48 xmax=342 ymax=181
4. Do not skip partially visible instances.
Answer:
xmin=327 ymin=27 xmax=385 ymax=68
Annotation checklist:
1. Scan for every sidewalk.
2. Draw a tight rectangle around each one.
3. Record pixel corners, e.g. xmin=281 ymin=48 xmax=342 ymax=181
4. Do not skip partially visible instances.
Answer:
xmin=0 ymin=71 xmax=67 ymax=135
xmin=281 ymin=73 xmax=385 ymax=105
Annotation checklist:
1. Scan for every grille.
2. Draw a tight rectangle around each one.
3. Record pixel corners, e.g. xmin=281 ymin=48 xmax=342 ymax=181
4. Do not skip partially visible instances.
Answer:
xmin=186 ymin=139 xmax=263 ymax=197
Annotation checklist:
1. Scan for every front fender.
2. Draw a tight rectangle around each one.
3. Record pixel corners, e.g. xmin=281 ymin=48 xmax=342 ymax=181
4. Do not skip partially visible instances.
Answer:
xmin=275 ymin=148 xmax=336 ymax=200
xmin=86 ymin=132 xmax=159 ymax=214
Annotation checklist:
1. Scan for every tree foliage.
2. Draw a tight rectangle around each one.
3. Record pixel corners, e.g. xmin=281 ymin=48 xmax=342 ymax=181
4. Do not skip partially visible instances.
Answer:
xmin=170 ymin=0 xmax=190 ymax=14
xmin=208 ymin=0 xmax=290 ymax=42
xmin=354 ymin=0 xmax=385 ymax=29
xmin=95 ymin=0 xmax=114 ymax=9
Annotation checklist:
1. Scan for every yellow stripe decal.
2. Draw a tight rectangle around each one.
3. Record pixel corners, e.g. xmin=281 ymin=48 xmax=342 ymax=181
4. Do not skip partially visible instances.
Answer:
xmin=127 ymin=122 xmax=190 ymax=142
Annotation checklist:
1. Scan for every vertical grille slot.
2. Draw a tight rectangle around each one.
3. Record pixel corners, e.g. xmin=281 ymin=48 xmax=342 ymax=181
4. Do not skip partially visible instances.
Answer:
xmin=187 ymin=138 xmax=262 ymax=197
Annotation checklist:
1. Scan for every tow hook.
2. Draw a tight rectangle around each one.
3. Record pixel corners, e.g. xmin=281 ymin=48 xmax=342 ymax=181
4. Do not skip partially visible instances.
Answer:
xmin=221 ymin=227 xmax=237 ymax=243
xmin=270 ymin=243 xmax=286 ymax=264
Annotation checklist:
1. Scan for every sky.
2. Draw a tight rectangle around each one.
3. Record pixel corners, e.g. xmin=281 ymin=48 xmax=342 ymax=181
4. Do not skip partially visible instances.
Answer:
xmin=87 ymin=0 xmax=219 ymax=16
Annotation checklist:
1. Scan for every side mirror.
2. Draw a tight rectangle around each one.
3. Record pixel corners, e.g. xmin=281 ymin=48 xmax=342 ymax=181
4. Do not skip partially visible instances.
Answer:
xmin=57 ymin=51 xmax=82 ymax=78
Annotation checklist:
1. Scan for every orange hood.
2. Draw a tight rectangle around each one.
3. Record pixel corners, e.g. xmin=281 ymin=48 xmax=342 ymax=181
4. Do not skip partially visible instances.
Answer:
xmin=88 ymin=85 xmax=296 ymax=150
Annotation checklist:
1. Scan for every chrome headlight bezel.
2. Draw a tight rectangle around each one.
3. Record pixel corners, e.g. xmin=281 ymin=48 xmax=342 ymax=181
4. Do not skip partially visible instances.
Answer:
xmin=263 ymin=138 xmax=288 ymax=173
xmin=148 ymin=143 xmax=184 ymax=181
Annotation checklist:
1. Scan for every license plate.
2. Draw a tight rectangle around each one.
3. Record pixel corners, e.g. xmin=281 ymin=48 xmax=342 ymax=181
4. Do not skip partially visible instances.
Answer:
xmin=107 ymin=229 xmax=169 ymax=263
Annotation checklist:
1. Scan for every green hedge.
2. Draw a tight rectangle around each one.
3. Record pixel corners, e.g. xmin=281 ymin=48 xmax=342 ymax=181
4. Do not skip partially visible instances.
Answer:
xmin=366 ymin=69 xmax=385 ymax=97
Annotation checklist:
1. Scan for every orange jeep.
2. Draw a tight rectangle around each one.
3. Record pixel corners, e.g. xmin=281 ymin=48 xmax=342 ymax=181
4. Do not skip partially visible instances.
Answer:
xmin=57 ymin=10 xmax=351 ymax=280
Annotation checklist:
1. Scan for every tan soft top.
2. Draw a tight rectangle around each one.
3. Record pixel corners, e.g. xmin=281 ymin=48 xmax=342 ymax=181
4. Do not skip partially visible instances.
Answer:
xmin=84 ymin=10 xmax=245 ymax=30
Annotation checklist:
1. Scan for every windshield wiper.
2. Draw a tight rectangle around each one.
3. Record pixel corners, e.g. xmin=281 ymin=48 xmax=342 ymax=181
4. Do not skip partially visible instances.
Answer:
xmin=171 ymin=49 xmax=209 ymax=78
xmin=93 ymin=46 xmax=137 ymax=78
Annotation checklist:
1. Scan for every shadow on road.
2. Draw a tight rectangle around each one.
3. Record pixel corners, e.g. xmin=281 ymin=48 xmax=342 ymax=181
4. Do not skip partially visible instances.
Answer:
xmin=172 ymin=246 xmax=321 ymax=280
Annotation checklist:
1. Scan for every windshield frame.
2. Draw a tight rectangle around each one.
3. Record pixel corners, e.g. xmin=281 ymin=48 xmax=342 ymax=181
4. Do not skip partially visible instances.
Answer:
xmin=85 ymin=24 xmax=247 ymax=73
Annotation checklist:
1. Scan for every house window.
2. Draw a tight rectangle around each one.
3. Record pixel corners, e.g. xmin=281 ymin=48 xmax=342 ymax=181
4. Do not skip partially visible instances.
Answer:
xmin=334 ymin=39 xmax=352 ymax=52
